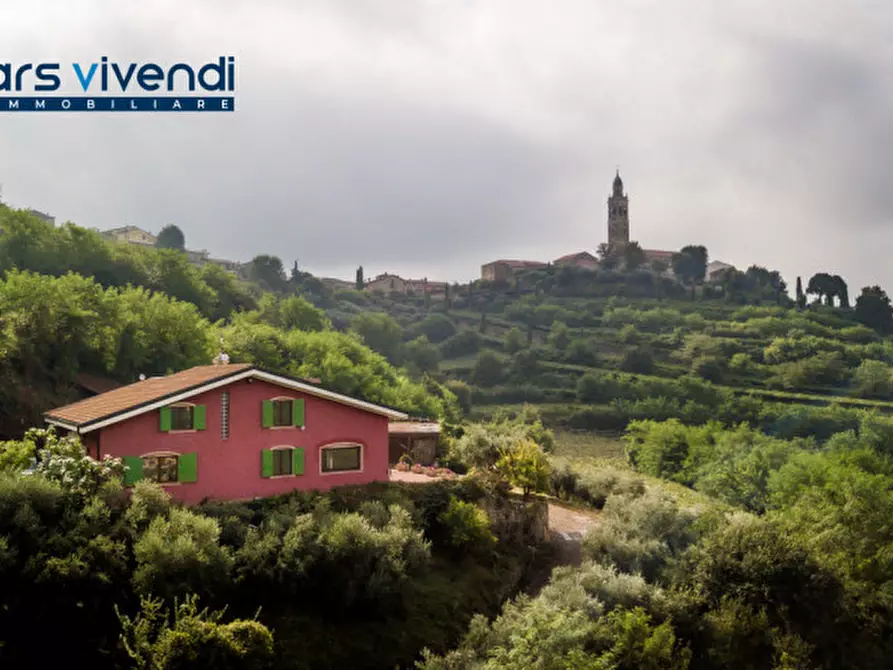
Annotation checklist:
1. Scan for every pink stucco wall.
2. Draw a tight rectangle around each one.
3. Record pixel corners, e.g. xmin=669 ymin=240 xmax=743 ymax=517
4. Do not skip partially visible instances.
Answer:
xmin=86 ymin=378 xmax=390 ymax=505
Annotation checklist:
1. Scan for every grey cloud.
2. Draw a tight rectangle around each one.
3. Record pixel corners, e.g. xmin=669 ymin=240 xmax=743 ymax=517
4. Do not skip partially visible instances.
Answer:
xmin=2 ymin=0 xmax=893 ymax=292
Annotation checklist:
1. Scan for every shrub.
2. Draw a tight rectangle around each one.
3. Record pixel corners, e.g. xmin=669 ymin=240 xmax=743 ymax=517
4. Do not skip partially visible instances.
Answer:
xmin=125 ymin=481 xmax=172 ymax=530
xmin=472 ymin=350 xmax=504 ymax=387
xmin=495 ymin=439 xmax=551 ymax=499
xmin=620 ymin=346 xmax=654 ymax=374
xmin=438 ymin=497 xmax=496 ymax=556
xmin=439 ymin=329 xmax=481 ymax=358
xmin=692 ymin=355 xmax=724 ymax=383
xmin=851 ymin=359 xmax=893 ymax=399
xmin=409 ymin=314 xmax=457 ymax=344
xmin=444 ymin=379 xmax=472 ymax=415
xmin=583 ymin=490 xmax=703 ymax=581
xmin=117 ymin=595 xmax=275 ymax=670
xmin=32 ymin=428 xmax=124 ymax=496
xmin=132 ymin=508 xmax=234 ymax=602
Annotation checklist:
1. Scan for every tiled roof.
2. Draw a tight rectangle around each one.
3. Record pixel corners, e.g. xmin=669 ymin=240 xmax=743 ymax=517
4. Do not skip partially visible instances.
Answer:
xmin=485 ymin=259 xmax=548 ymax=268
xmin=47 ymin=364 xmax=253 ymax=427
xmin=45 ymin=364 xmax=409 ymax=432
xmin=389 ymin=421 xmax=441 ymax=435
xmin=643 ymin=249 xmax=675 ymax=260
xmin=554 ymin=251 xmax=597 ymax=263
xmin=74 ymin=372 xmax=123 ymax=395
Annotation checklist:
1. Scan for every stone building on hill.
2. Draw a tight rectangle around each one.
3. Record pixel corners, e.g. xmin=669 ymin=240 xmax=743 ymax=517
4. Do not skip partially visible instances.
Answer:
xmin=364 ymin=272 xmax=448 ymax=296
xmin=481 ymin=260 xmax=549 ymax=283
xmin=101 ymin=225 xmax=244 ymax=274
xmin=480 ymin=171 xmax=735 ymax=281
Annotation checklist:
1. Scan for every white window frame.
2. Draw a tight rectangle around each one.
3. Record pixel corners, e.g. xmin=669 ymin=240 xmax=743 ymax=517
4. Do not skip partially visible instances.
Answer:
xmin=319 ymin=442 xmax=364 ymax=476
xmin=140 ymin=450 xmax=181 ymax=486
xmin=169 ymin=401 xmax=197 ymax=434
xmin=269 ymin=445 xmax=296 ymax=479
xmin=269 ymin=395 xmax=296 ymax=430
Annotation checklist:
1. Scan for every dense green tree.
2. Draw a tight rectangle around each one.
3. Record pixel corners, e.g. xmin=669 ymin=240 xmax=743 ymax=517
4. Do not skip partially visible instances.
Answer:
xmin=806 ymin=272 xmax=838 ymax=306
xmin=403 ymin=336 xmax=440 ymax=377
xmin=547 ymin=321 xmax=570 ymax=351
xmin=244 ymin=255 xmax=289 ymax=293
xmin=597 ymin=242 xmax=621 ymax=270
xmin=623 ymin=241 xmax=647 ymax=272
xmin=504 ymin=327 xmax=524 ymax=354
xmin=855 ymin=285 xmax=893 ymax=334
xmin=832 ymin=274 xmax=850 ymax=308
xmin=671 ymin=245 xmax=708 ymax=296
xmin=409 ymin=314 xmax=457 ymax=344
xmin=349 ymin=312 xmax=403 ymax=364
xmin=620 ymin=345 xmax=654 ymax=374
xmin=796 ymin=276 xmax=806 ymax=308
xmin=253 ymin=294 xmax=330 ymax=332
xmin=472 ymin=350 xmax=503 ymax=388
xmin=199 ymin=263 xmax=258 ymax=321
xmin=155 ymin=224 xmax=185 ymax=251
xmin=355 ymin=265 xmax=364 ymax=290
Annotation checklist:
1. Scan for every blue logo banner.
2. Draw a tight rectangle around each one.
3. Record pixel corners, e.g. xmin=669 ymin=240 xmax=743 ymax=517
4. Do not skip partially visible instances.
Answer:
xmin=1 ymin=97 xmax=235 ymax=112
xmin=0 ymin=57 xmax=237 ymax=113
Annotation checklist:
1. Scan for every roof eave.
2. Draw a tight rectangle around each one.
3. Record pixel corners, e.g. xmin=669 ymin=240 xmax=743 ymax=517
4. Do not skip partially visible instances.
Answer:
xmin=47 ymin=366 xmax=409 ymax=434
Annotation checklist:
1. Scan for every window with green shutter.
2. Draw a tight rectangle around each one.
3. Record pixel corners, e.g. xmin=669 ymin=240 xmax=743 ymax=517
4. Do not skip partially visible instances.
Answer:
xmin=193 ymin=405 xmax=206 ymax=431
xmin=159 ymin=407 xmax=172 ymax=432
xmin=293 ymin=399 xmax=305 ymax=427
xmin=178 ymin=452 xmax=198 ymax=483
xmin=263 ymin=398 xmax=302 ymax=428
xmin=123 ymin=456 xmax=143 ymax=486
xmin=261 ymin=448 xmax=301 ymax=477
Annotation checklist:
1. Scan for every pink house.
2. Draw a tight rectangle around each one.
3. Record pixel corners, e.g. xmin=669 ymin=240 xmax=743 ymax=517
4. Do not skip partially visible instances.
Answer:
xmin=43 ymin=363 xmax=409 ymax=505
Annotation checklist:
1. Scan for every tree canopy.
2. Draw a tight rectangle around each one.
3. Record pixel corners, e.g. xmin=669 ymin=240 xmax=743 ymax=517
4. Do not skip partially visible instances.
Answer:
xmin=155 ymin=224 xmax=185 ymax=251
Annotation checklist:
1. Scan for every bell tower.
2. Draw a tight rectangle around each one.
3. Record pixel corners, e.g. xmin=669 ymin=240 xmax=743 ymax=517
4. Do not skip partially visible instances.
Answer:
xmin=607 ymin=170 xmax=629 ymax=246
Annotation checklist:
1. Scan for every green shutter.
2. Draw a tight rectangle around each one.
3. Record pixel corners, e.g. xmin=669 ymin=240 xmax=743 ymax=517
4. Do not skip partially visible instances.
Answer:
xmin=261 ymin=449 xmax=274 ymax=478
xmin=293 ymin=399 xmax=305 ymax=427
xmin=293 ymin=447 xmax=305 ymax=475
xmin=159 ymin=407 xmax=172 ymax=432
xmin=262 ymin=400 xmax=273 ymax=428
xmin=193 ymin=405 xmax=206 ymax=430
xmin=178 ymin=452 xmax=198 ymax=483
xmin=123 ymin=456 xmax=143 ymax=486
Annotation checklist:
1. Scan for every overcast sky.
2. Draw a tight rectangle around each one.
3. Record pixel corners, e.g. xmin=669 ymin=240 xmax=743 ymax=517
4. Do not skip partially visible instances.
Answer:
xmin=1 ymin=1 xmax=892 ymax=291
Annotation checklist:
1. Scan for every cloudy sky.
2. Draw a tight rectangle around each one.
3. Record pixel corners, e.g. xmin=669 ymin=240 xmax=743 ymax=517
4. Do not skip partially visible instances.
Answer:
xmin=1 ymin=0 xmax=892 ymax=291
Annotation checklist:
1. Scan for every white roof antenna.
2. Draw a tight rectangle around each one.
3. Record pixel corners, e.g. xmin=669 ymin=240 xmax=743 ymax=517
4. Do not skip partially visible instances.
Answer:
xmin=213 ymin=337 xmax=230 ymax=365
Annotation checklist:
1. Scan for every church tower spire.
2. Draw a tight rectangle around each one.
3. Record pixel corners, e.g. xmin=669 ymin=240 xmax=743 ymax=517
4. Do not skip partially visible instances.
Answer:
xmin=607 ymin=169 xmax=630 ymax=246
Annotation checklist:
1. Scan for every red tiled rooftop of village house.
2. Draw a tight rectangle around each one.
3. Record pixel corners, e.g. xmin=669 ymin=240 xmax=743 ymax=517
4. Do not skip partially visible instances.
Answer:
xmin=46 ymin=364 xmax=254 ymax=427
xmin=643 ymin=249 xmax=675 ymax=259
xmin=554 ymin=251 xmax=598 ymax=263
xmin=486 ymin=259 xmax=548 ymax=268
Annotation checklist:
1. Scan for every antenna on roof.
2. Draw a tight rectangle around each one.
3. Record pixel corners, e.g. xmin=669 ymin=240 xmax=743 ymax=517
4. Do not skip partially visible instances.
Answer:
xmin=212 ymin=336 xmax=230 ymax=366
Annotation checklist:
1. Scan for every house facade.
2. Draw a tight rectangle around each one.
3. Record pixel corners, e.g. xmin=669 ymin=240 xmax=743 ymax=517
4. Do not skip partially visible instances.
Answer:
xmin=102 ymin=225 xmax=158 ymax=246
xmin=44 ymin=363 xmax=408 ymax=505
xmin=481 ymin=260 xmax=549 ymax=283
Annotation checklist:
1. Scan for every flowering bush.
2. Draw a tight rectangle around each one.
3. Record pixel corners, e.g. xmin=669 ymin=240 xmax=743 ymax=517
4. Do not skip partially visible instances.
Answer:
xmin=395 ymin=461 xmax=410 ymax=472
xmin=31 ymin=428 xmax=124 ymax=496
xmin=424 ymin=466 xmax=438 ymax=478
